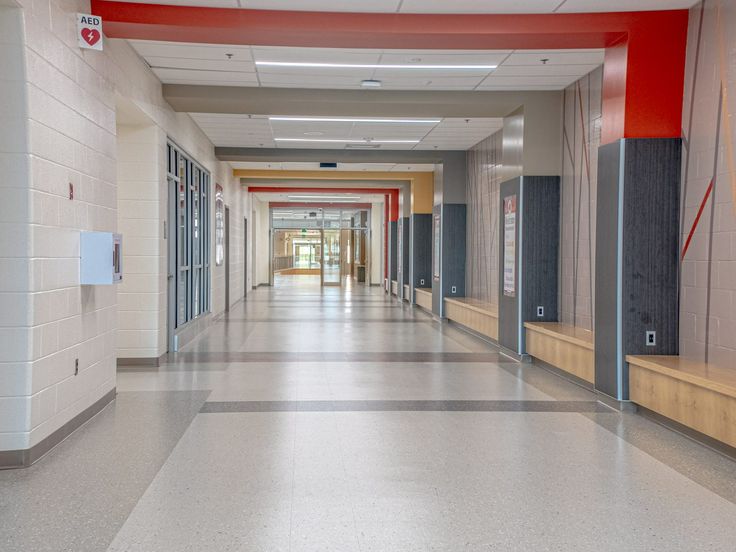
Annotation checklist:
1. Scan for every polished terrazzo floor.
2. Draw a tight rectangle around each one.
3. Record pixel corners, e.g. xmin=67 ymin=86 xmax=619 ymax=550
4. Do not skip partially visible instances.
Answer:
xmin=2 ymin=277 xmax=736 ymax=551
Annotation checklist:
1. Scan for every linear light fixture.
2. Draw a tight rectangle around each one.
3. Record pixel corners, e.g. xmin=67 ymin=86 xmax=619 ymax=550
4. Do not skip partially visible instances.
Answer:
xmin=256 ymin=61 xmax=497 ymax=70
xmin=275 ymin=138 xmax=420 ymax=144
xmin=270 ymin=116 xmax=440 ymax=124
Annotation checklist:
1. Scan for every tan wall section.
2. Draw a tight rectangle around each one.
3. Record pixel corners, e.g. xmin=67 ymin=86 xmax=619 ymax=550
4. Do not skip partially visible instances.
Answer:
xmin=410 ymin=172 xmax=434 ymax=214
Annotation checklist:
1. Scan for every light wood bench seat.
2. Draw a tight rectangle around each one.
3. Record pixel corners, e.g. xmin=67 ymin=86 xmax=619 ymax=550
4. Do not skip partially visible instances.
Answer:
xmin=627 ymin=355 xmax=736 ymax=448
xmin=414 ymin=288 xmax=432 ymax=311
xmin=390 ymin=280 xmax=398 ymax=296
xmin=524 ymin=322 xmax=594 ymax=383
xmin=444 ymin=298 xmax=498 ymax=341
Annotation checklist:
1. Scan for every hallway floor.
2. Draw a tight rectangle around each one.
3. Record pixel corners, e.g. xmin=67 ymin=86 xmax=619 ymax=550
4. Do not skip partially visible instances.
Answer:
xmin=2 ymin=281 xmax=736 ymax=551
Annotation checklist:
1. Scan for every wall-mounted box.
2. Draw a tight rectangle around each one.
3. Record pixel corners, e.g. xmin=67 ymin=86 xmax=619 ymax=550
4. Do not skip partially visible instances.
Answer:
xmin=80 ymin=232 xmax=122 ymax=285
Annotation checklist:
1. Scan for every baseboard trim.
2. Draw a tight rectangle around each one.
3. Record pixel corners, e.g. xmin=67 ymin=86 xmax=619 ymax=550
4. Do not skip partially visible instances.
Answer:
xmin=636 ymin=405 xmax=736 ymax=460
xmin=0 ymin=388 xmax=117 ymax=469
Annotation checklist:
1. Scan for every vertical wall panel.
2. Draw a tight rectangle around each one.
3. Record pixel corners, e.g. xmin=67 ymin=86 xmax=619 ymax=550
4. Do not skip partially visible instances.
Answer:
xmin=560 ymin=67 xmax=602 ymax=331
xmin=466 ymin=131 xmax=503 ymax=306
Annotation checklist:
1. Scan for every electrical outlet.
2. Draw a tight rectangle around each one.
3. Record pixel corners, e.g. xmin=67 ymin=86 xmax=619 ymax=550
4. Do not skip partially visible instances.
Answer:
xmin=451 ymin=285 xmax=457 ymax=294
xmin=646 ymin=331 xmax=656 ymax=347
xmin=74 ymin=358 xmax=79 ymax=376
xmin=420 ymin=278 xmax=425 ymax=286
xmin=537 ymin=306 xmax=544 ymax=317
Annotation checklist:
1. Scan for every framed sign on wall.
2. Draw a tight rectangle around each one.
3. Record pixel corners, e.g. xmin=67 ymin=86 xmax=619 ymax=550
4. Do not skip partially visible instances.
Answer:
xmin=503 ymin=195 xmax=517 ymax=297
xmin=215 ymin=184 xmax=224 ymax=266
xmin=432 ymin=213 xmax=441 ymax=281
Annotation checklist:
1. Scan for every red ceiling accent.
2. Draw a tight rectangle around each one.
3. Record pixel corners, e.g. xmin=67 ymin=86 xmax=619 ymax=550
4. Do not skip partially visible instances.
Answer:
xmin=93 ymin=1 xmax=689 ymax=142
xmin=248 ymin=186 xmax=400 ymax=221
xmin=269 ymin=202 xmax=372 ymax=209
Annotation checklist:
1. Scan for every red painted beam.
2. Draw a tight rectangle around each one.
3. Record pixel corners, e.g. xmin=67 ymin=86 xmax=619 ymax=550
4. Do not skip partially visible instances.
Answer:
xmin=269 ymin=202 xmax=372 ymax=209
xmin=93 ymin=1 xmax=689 ymax=142
xmin=247 ymin=186 xmax=397 ymax=195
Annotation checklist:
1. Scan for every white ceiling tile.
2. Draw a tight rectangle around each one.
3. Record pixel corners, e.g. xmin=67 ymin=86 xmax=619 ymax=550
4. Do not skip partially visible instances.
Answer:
xmin=241 ymin=0 xmax=402 ymax=12
xmin=556 ymin=0 xmax=698 ymax=12
xmin=502 ymin=50 xmax=604 ymax=66
xmin=399 ymin=0 xmax=558 ymax=13
xmin=252 ymin=46 xmax=383 ymax=64
xmin=479 ymin=75 xmax=577 ymax=86
xmin=491 ymin=63 xmax=600 ymax=77
xmin=146 ymin=56 xmax=256 ymax=72
xmin=152 ymin=68 xmax=260 ymax=84
xmin=130 ymin=40 xmax=253 ymax=61
xmin=121 ymin=0 xmax=238 ymax=5
xmin=378 ymin=52 xmax=509 ymax=65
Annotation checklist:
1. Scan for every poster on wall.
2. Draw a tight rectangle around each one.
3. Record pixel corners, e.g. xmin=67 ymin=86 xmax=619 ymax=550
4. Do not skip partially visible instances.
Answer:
xmin=433 ymin=213 xmax=441 ymax=281
xmin=503 ymin=195 xmax=517 ymax=297
xmin=215 ymin=184 xmax=224 ymax=266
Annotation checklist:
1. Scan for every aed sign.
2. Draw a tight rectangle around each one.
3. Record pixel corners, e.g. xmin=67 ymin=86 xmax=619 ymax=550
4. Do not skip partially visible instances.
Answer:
xmin=77 ymin=14 xmax=103 ymax=51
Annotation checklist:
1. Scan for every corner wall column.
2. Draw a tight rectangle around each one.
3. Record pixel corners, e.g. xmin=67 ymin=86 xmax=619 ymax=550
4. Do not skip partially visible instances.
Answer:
xmin=594 ymin=138 xmax=681 ymax=400
xmin=431 ymin=153 xmax=467 ymax=317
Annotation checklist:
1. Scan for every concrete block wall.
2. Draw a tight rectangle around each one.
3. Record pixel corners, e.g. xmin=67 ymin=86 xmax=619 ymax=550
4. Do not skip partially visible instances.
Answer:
xmin=0 ymin=0 xmax=250 ymax=454
xmin=679 ymin=2 xmax=736 ymax=367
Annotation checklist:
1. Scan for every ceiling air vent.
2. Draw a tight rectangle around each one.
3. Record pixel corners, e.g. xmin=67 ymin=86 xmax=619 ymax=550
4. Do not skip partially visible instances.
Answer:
xmin=319 ymin=162 xmax=338 ymax=169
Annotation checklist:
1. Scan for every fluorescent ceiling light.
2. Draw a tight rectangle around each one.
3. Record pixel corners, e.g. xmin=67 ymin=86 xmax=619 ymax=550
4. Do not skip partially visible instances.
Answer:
xmin=270 ymin=117 xmax=440 ymax=124
xmin=275 ymin=138 xmax=420 ymax=144
xmin=257 ymin=61 xmax=497 ymax=70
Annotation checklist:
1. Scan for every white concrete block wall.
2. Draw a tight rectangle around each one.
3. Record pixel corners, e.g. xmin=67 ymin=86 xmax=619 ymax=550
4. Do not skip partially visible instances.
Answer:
xmin=0 ymin=5 xmax=33 ymax=452
xmin=253 ymin=197 xmax=271 ymax=286
xmin=0 ymin=0 xmax=250 ymax=453
xmin=116 ymin=123 xmax=164 ymax=359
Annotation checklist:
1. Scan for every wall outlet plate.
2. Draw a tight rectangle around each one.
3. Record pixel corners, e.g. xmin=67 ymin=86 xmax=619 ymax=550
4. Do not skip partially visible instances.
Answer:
xmin=646 ymin=331 xmax=656 ymax=346
xmin=451 ymin=285 xmax=457 ymax=293
xmin=537 ymin=306 xmax=544 ymax=317
xmin=420 ymin=279 xmax=425 ymax=286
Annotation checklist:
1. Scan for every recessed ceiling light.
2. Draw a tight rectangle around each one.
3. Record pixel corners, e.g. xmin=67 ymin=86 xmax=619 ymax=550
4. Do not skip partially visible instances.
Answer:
xmin=361 ymin=79 xmax=382 ymax=88
xmin=303 ymin=131 xmax=324 ymax=136
xmin=270 ymin=116 xmax=439 ymax=124
xmin=274 ymin=138 xmax=420 ymax=144
xmin=256 ymin=61 xmax=497 ymax=70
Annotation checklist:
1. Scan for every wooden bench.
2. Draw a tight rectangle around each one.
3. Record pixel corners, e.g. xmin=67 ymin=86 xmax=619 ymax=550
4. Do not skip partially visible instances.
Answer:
xmin=627 ymin=355 xmax=736 ymax=449
xmin=390 ymin=280 xmax=398 ymax=296
xmin=444 ymin=298 xmax=498 ymax=341
xmin=403 ymin=284 xmax=410 ymax=302
xmin=415 ymin=288 xmax=432 ymax=311
xmin=524 ymin=322 xmax=594 ymax=383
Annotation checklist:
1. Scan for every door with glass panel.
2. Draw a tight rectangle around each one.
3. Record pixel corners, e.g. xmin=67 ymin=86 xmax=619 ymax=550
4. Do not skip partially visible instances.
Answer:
xmin=322 ymin=229 xmax=341 ymax=285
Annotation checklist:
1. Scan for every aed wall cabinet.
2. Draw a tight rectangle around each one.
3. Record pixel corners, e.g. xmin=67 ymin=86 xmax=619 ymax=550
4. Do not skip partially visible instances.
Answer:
xmin=80 ymin=232 xmax=123 ymax=285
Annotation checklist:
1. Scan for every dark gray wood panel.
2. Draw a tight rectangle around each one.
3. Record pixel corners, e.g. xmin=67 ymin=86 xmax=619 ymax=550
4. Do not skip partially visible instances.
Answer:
xmin=621 ymin=138 xmax=681 ymax=388
xmin=521 ymin=176 xmax=560 ymax=329
xmin=594 ymin=141 xmax=622 ymax=398
xmin=412 ymin=214 xmax=432 ymax=288
xmin=442 ymin=204 xmax=467 ymax=300
xmin=498 ymin=178 xmax=521 ymax=352
xmin=389 ymin=221 xmax=398 ymax=281
xmin=401 ymin=217 xmax=410 ymax=286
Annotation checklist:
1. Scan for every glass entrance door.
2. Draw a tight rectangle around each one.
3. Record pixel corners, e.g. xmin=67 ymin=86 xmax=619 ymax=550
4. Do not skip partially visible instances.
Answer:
xmin=322 ymin=229 xmax=341 ymax=285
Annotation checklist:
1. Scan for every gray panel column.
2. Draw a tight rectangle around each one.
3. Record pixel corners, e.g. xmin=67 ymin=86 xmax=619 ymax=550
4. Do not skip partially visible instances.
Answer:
xmin=498 ymin=176 xmax=560 ymax=355
xmin=389 ymin=220 xmax=398 ymax=287
xmin=411 ymin=214 xmax=432 ymax=293
xmin=594 ymin=138 xmax=681 ymax=400
xmin=400 ymin=217 xmax=410 ymax=299
xmin=431 ymin=153 xmax=468 ymax=317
